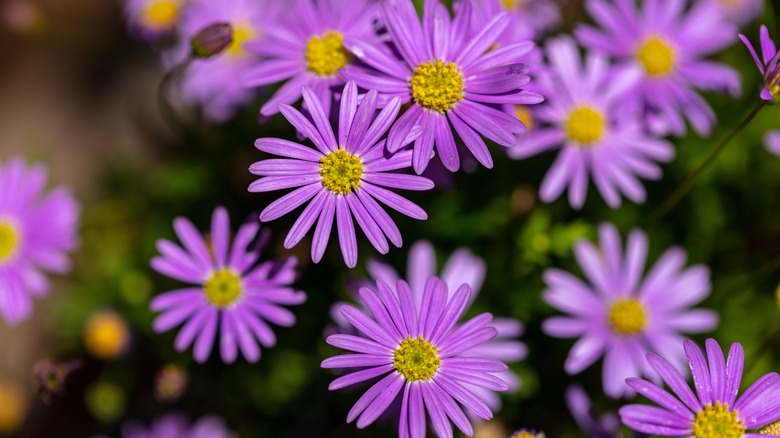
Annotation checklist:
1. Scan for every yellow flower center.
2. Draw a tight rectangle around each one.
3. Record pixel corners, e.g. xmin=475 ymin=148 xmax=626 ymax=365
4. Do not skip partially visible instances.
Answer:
xmin=692 ymin=403 xmax=745 ymax=438
xmin=393 ymin=336 xmax=441 ymax=382
xmin=0 ymin=383 xmax=27 ymax=434
xmin=502 ymin=0 xmax=527 ymax=10
xmin=203 ymin=269 xmax=243 ymax=308
xmin=305 ymin=31 xmax=350 ymax=76
xmin=760 ymin=420 xmax=780 ymax=435
xmin=0 ymin=221 xmax=19 ymax=264
xmin=566 ymin=106 xmax=605 ymax=144
xmin=410 ymin=59 xmax=465 ymax=113
xmin=515 ymin=105 xmax=534 ymax=132
xmin=319 ymin=149 xmax=363 ymax=195
xmin=637 ymin=36 xmax=676 ymax=77
xmin=84 ymin=312 xmax=131 ymax=360
xmin=225 ymin=24 xmax=257 ymax=58
xmin=607 ymin=298 xmax=647 ymax=335
xmin=510 ymin=430 xmax=544 ymax=438
xmin=142 ymin=0 xmax=179 ymax=30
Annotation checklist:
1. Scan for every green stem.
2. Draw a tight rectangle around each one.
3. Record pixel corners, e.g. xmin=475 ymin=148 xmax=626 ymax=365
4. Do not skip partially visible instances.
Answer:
xmin=646 ymin=102 xmax=765 ymax=226
xmin=157 ymin=58 xmax=193 ymax=136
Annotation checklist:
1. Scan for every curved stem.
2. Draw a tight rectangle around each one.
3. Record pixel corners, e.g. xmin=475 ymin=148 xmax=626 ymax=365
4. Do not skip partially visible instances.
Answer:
xmin=157 ymin=58 xmax=193 ymax=136
xmin=646 ymin=102 xmax=765 ymax=226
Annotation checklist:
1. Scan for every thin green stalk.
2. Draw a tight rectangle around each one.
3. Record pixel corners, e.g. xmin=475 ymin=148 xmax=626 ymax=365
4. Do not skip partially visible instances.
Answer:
xmin=646 ymin=102 xmax=765 ymax=226
xmin=157 ymin=58 xmax=193 ymax=136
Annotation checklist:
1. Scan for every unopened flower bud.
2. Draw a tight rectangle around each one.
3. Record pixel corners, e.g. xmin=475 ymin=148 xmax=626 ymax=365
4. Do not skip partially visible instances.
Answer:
xmin=191 ymin=23 xmax=233 ymax=59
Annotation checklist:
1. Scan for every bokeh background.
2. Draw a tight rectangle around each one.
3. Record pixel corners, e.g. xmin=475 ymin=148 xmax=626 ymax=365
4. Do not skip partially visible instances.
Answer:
xmin=1 ymin=0 xmax=779 ymax=436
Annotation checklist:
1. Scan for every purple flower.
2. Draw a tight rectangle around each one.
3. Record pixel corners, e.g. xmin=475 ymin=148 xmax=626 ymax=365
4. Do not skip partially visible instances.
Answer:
xmin=707 ymin=0 xmax=763 ymax=27
xmin=467 ymin=0 xmax=561 ymax=43
xmin=541 ymin=223 xmax=718 ymax=398
xmin=766 ymin=130 xmax=780 ymax=156
xmin=341 ymin=0 xmax=543 ymax=174
xmin=0 ymin=157 xmax=79 ymax=326
xmin=118 ymin=414 xmax=233 ymax=438
xmin=332 ymin=240 xmax=526 ymax=416
xmin=739 ymin=24 xmax=780 ymax=104
xmin=242 ymin=0 xmax=377 ymax=117
xmin=248 ymin=81 xmax=434 ymax=268
xmin=566 ymin=384 xmax=648 ymax=438
xmin=322 ymin=276 xmax=509 ymax=437
xmin=171 ymin=0 xmax=279 ymax=121
xmin=123 ymin=0 xmax=186 ymax=41
xmin=576 ymin=0 xmax=741 ymax=137
xmin=620 ymin=338 xmax=780 ymax=436
xmin=509 ymin=36 xmax=674 ymax=209
xmin=150 ymin=207 xmax=306 ymax=363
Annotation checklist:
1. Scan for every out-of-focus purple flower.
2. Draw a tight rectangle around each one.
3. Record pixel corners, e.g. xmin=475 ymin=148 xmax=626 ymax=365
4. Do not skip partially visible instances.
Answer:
xmin=33 ymin=360 xmax=82 ymax=405
xmin=541 ymin=223 xmax=718 ymax=399
xmin=576 ymin=0 xmax=741 ymax=137
xmin=124 ymin=0 xmax=187 ymax=41
xmin=509 ymin=429 xmax=546 ymax=438
xmin=620 ymin=339 xmax=780 ymax=436
xmin=242 ymin=0 xmax=377 ymax=117
xmin=509 ymin=37 xmax=674 ymax=209
xmin=331 ymin=240 xmax=526 ymax=416
xmin=248 ymin=81 xmax=434 ymax=268
xmin=342 ymin=0 xmax=543 ymax=174
xmin=322 ymin=277 xmax=508 ymax=437
xmin=739 ymin=24 xmax=780 ymax=104
xmin=0 ymin=157 xmax=79 ymax=326
xmin=467 ymin=0 xmax=560 ymax=43
xmin=566 ymin=384 xmax=650 ymax=438
xmin=118 ymin=414 xmax=233 ymax=438
xmin=705 ymin=0 xmax=763 ymax=27
xmin=766 ymin=130 xmax=780 ymax=156
xmin=170 ymin=0 xmax=279 ymax=121
xmin=150 ymin=207 xmax=306 ymax=363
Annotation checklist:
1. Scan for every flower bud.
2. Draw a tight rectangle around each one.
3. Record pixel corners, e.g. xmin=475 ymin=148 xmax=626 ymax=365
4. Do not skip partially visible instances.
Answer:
xmin=191 ymin=23 xmax=233 ymax=59
xmin=154 ymin=364 xmax=188 ymax=402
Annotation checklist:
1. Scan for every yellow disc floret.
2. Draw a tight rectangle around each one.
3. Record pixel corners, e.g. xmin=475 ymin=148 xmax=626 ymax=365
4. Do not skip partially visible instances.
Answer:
xmin=84 ymin=311 xmax=131 ymax=360
xmin=319 ymin=149 xmax=363 ymax=195
xmin=204 ymin=269 xmax=243 ymax=308
xmin=760 ymin=420 xmax=780 ymax=435
xmin=607 ymin=298 xmax=647 ymax=336
xmin=515 ymin=105 xmax=534 ymax=132
xmin=0 ymin=221 xmax=20 ymax=264
xmin=566 ymin=106 xmax=605 ymax=144
xmin=305 ymin=31 xmax=350 ymax=76
xmin=143 ymin=0 xmax=180 ymax=30
xmin=692 ymin=403 xmax=745 ymax=438
xmin=637 ymin=36 xmax=676 ymax=77
xmin=226 ymin=24 xmax=257 ymax=58
xmin=410 ymin=60 xmax=465 ymax=113
xmin=393 ymin=336 xmax=441 ymax=382
xmin=502 ymin=0 xmax=528 ymax=10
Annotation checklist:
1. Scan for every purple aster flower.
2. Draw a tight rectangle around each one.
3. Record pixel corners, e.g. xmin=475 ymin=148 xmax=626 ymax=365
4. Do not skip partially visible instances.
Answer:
xmin=566 ymin=384 xmax=648 ymax=438
xmin=0 ymin=157 xmax=79 ymax=326
xmin=541 ymin=223 xmax=718 ymax=398
xmin=341 ymin=0 xmax=543 ymax=174
xmin=739 ymin=25 xmax=780 ymax=104
xmin=322 ymin=276 xmax=509 ymax=437
xmin=116 ymin=413 xmax=233 ymax=438
xmin=620 ymin=338 xmax=780 ymax=437
xmin=331 ymin=240 xmax=526 ymax=416
xmin=150 ymin=206 xmax=306 ymax=363
xmin=706 ymin=0 xmax=763 ymax=27
xmin=765 ymin=130 xmax=780 ymax=156
xmin=248 ymin=81 xmax=434 ymax=268
xmin=170 ymin=0 xmax=279 ymax=121
xmin=576 ymin=0 xmax=741 ymax=137
xmin=467 ymin=0 xmax=561 ymax=43
xmin=242 ymin=0 xmax=378 ymax=117
xmin=509 ymin=37 xmax=674 ymax=209
xmin=123 ymin=0 xmax=187 ymax=41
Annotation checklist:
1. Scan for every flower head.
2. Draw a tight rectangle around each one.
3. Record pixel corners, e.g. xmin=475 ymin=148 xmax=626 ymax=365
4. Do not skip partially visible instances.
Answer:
xmin=124 ymin=0 xmax=186 ymax=41
xmin=620 ymin=338 xmax=780 ymax=437
xmin=0 ymin=157 xmax=79 ymax=326
xmin=576 ymin=0 xmax=741 ymax=137
xmin=341 ymin=0 xmax=543 ymax=174
xmin=739 ymin=25 xmax=780 ymax=104
xmin=542 ymin=223 xmax=718 ymax=398
xmin=322 ymin=276 xmax=509 ymax=437
xmin=118 ymin=414 xmax=232 ymax=438
xmin=249 ymin=81 xmax=434 ymax=268
xmin=509 ymin=36 xmax=674 ymax=209
xmin=150 ymin=207 xmax=306 ymax=363
xmin=242 ymin=0 xmax=377 ymax=117
xmin=468 ymin=0 xmax=560 ymax=44
xmin=84 ymin=311 xmax=131 ymax=360
xmin=708 ymin=0 xmax=763 ymax=27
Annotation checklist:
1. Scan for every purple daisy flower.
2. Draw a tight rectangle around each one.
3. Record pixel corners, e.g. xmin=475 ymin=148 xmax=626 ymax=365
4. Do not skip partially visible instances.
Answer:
xmin=171 ymin=0 xmax=279 ymax=121
xmin=576 ymin=0 xmax=741 ymax=137
xmin=566 ymin=384 xmax=647 ymax=438
xmin=0 ymin=157 xmax=79 ymax=326
xmin=467 ymin=0 xmax=561 ymax=43
xmin=331 ymin=240 xmax=526 ymax=416
xmin=123 ymin=0 xmax=187 ymax=41
xmin=706 ymin=0 xmax=764 ymax=27
xmin=322 ymin=276 xmax=509 ymax=437
xmin=242 ymin=0 xmax=377 ymax=117
xmin=116 ymin=413 xmax=233 ymax=438
xmin=765 ymin=130 xmax=780 ymax=156
xmin=248 ymin=81 xmax=434 ymax=268
xmin=739 ymin=24 xmax=780 ymax=104
xmin=620 ymin=338 xmax=780 ymax=437
xmin=509 ymin=36 xmax=674 ymax=209
xmin=541 ymin=223 xmax=718 ymax=398
xmin=150 ymin=206 xmax=306 ymax=363
xmin=341 ymin=0 xmax=543 ymax=174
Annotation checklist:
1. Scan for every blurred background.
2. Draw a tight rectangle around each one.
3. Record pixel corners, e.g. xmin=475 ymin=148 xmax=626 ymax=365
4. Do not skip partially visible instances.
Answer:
xmin=0 ymin=0 xmax=779 ymax=436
